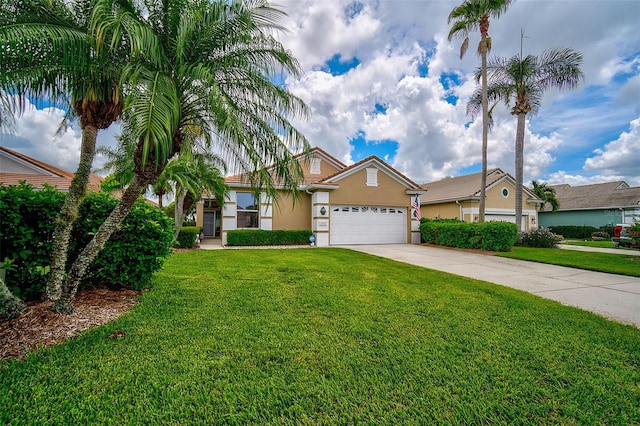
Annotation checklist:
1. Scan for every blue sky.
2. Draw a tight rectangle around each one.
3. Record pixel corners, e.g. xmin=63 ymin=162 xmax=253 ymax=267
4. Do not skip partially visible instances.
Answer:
xmin=2 ymin=0 xmax=640 ymax=187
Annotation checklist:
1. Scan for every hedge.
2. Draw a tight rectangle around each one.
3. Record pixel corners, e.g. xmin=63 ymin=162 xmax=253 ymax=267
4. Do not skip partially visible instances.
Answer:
xmin=547 ymin=225 xmax=597 ymax=239
xmin=0 ymin=183 xmax=174 ymax=301
xmin=175 ymin=226 xmax=202 ymax=248
xmin=227 ymin=229 xmax=313 ymax=246
xmin=419 ymin=218 xmax=518 ymax=252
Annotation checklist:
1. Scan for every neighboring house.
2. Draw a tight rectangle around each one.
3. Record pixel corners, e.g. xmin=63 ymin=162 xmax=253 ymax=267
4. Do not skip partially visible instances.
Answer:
xmin=195 ymin=147 xmax=426 ymax=246
xmin=0 ymin=146 xmax=103 ymax=191
xmin=419 ymin=168 xmax=542 ymax=231
xmin=538 ymin=181 xmax=640 ymax=228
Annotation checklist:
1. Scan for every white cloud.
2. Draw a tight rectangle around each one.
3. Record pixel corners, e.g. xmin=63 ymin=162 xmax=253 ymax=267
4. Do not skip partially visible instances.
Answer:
xmin=1 ymin=98 xmax=122 ymax=175
xmin=1 ymin=100 xmax=82 ymax=172
xmin=546 ymin=171 xmax=629 ymax=187
xmin=6 ymin=0 xmax=640 ymax=188
xmin=584 ymin=117 xmax=640 ymax=184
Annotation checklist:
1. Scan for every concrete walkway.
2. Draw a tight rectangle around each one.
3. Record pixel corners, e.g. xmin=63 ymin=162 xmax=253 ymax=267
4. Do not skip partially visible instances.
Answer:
xmin=557 ymin=243 xmax=638 ymax=255
xmin=344 ymin=244 xmax=640 ymax=328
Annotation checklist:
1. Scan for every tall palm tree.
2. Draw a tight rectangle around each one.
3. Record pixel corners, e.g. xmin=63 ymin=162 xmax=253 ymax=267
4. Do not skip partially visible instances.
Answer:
xmin=0 ymin=0 xmax=148 ymax=307
xmin=468 ymin=46 xmax=583 ymax=231
xmin=448 ymin=0 xmax=513 ymax=223
xmin=54 ymin=0 xmax=310 ymax=313
xmin=531 ymin=180 xmax=559 ymax=212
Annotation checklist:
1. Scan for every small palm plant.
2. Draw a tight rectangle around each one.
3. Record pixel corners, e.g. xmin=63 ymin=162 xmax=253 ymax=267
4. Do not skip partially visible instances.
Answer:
xmin=531 ymin=180 xmax=560 ymax=212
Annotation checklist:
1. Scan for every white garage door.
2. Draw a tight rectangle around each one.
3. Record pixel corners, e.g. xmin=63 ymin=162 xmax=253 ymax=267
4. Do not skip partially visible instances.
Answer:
xmin=330 ymin=205 xmax=407 ymax=245
xmin=486 ymin=214 xmax=526 ymax=228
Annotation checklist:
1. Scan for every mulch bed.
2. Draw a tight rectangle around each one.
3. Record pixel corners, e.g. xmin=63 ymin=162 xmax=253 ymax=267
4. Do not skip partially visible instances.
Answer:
xmin=0 ymin=289 xmax=140 ymax=361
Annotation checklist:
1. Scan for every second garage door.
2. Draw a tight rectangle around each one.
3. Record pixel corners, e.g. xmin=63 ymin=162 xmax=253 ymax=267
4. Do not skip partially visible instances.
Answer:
xmin=330 ymin=205 xmax=407 ymax=245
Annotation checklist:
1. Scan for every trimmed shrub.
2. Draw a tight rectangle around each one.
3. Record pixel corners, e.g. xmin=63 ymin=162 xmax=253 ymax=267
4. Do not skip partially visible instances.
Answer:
xmin=630 ymin=222 xmax=640 ymax=247
xmin=227 ymin=229 xmax=313 ymax=246
xmin=548 ymin=225 xmax=597 ymax=239
xmin=519 ymin=228 xmax=562 ymax=248
xmin=79 ymin=195 xmax=175 ymax=291
xmin=599 ymin=225 xmax=614 ymax=238
xmin=175 ymin=226 xmax=202 ymax=248
xmin=591 ymin=231 xmax=610 ymax=239
xmin=0 ymin=183 xmax=65 ymax=300
xmin=419 ymin=219 xmax=518 ymax=252
xmin=0 ymin=184 xmax=174 ymax=300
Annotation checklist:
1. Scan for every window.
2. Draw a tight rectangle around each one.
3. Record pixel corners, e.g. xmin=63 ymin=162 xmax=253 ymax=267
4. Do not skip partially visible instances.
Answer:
xmin=501 ymin=187 xmax=509 ymax=198
xmin=237 ymin=192 xmax=259 ymax=228
xmin=366 ymin=167 xmax=378 ymax=186
xmin=310 ymin=158 xmax=321 ymax=174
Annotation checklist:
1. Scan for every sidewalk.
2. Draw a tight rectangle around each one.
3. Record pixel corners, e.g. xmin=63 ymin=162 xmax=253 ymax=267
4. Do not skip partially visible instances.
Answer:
xmin=558 ymin=243 xmax=638 ymax=255
xmin=345 ymin=244 xmax=640 ymax=328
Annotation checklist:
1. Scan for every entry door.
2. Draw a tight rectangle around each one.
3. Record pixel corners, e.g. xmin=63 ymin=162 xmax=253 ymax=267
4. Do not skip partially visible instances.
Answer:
xmin=203 ymin=211 xmax=216 ymax=237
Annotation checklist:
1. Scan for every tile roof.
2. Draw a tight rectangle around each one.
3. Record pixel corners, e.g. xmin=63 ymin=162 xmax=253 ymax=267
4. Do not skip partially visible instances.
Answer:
xmin=420 ymin=168 xmax=509 ymax=203
xmin=549 ymin=181 xmax=640 ymax=210
xmin=0 ymin=146 xmax=103 ymax=191
xmin=315 ymin=155 xmax=423 ymax=189
xmin=224 ymin=148 xmax=422 ymax=191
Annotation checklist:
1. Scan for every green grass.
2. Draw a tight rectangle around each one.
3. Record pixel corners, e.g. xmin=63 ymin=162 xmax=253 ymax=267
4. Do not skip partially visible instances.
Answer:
xmin=563 ymin=239 xmax=621 ymax=249
xmin=2 ymin=249 xmax=639 ymax=424
xmin=498 ymin=247 xmax=640 ymax=277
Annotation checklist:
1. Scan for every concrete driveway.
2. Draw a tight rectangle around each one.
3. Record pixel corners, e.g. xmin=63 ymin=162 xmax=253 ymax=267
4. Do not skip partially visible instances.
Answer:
xmin=345 ymin=244 xmax=640 ymax=328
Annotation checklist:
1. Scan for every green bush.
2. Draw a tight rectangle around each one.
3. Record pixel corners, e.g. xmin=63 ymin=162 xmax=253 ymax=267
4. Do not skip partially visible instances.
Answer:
xmin=227 ymin=229 xmax=313 ymax=246
xmin=78 ymin=195 xmax=175 ymax=291
xmin=175 ymin=226 xmax=202 ymax=248
xmin=591 ymin=231 xmax=610 ymax=239
xmin=630 ymin=222 xmax=640 ymax=247
xmin=519 ymin=228 xmax=562 ymax=248
xmin=548 ymin=225 xmax=597 ymax=239
xmin=0 ymin=183 xmax=174 ymax=300
xmin=419 ymin=219 xmax=517 ymax=252
xmin=0 ymin=183 xmax=65 ymax=300
xmin=599 ymin=225 xmax=614 ymax=237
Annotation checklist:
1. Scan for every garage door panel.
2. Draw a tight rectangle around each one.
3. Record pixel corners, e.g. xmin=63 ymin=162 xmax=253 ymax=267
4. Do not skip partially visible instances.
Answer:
xmin=330 ymin=206 xmax=407 ymax=245
xmin=486 ymin=214 xmax=526 ymax=228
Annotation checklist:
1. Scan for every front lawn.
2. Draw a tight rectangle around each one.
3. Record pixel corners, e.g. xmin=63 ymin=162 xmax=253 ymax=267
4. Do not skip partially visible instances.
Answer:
xmin=498 ymin=247 xmax=640 ymax=277
xmin=2 ymin=249 xmax=639 ymax=424
xmin=563 ymin=239 xmax=623 ymax=249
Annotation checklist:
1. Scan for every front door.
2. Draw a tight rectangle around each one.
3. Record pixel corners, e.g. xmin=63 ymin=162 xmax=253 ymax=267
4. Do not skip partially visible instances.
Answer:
xmin=203 ymin=211 xmax=217 ymax=237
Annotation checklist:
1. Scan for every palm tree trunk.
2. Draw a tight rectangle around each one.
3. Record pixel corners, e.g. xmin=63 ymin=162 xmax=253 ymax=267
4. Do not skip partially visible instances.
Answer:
xmin=514 ymin=113 xmax=526 ymax=233
xmin=173 ymin=188 xmax=187 ymax=242
xmin=51 ymin=174 xmax=148 ymax=314
xmin=46 ymin=124 xmax=98 ymax=301
xmin=0 ymin=275 xmax=25 ymax=322
xmin=479 ymin=35 xmax=488 ymax=223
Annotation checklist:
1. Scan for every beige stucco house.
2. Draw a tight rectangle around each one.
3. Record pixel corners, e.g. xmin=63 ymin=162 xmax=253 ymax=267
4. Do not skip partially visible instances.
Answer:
xmin=419 ymin=168 xmax=542 ymax=231
xmin=196 ymin=147 xmax=426 ymax=246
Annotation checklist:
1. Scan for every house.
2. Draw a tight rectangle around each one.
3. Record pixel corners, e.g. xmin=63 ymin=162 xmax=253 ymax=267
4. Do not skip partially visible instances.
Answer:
xmin=419 ymin=168 xmax=542 ymax=230
xmin=195 ymin=147 xmax=426 ymax=246
xmin=538 ymin=181 xmax=640 ymax=228
xmin=0 ymin=146 xmax=103 ymax=191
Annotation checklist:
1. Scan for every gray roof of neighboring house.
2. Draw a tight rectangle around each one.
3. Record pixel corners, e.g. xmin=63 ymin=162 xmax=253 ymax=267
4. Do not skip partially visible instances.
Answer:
xmin=549 ymin=181 xmax=640 ymax=210
xmin=420 ymin=168 xmax=536 ymax=203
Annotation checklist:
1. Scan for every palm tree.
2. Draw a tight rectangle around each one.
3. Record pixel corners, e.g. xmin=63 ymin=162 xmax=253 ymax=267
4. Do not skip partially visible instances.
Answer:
xmin=531 ymin=180 xmax=559 ymax=212
xmin=168 ymin=149 xmax=228 ymax=241
xmin=54 ymin=0 xmax=310 ymax=313
xmin=448 ymin=0 xmax=513 ymax=223
xmin=99 ymin=135 xmax=228 ymax=240
xmin=468 ymin=46 xmax=583 ymax=232
xmin=0 ymin=0 xmax=143 ymax=306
